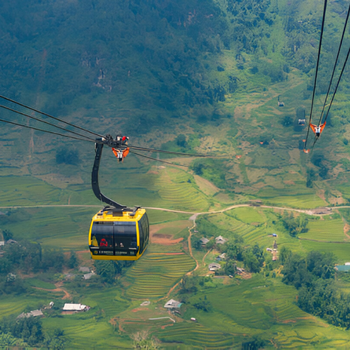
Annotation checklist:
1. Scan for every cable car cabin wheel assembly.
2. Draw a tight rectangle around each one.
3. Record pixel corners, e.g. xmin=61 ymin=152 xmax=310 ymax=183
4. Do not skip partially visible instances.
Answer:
xmin=88 ymin=135 xmax=149 ymax=261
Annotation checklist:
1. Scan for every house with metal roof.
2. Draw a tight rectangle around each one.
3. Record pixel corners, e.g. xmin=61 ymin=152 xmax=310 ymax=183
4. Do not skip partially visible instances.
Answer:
xmin=164 ymin=299 xmax=182 ymax=309
xmin=17 ymin=310 xmax=44 ymax=319
xmin=62 ymin=303 xmax=89 ymax=311
xmin=216 ymin=253 xmax=226 ymax=261
xmin=209 ymin=263 xmax=221 ymax=271
xmin=215 ymin=236 xmax=227 ymax=244
xmin=200 ymin=237 xmax=209 ymax=245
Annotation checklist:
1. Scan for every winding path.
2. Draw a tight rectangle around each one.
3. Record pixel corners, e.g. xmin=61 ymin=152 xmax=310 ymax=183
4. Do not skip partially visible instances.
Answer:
xmin=0 ymin=203 xmax=339 ymax=217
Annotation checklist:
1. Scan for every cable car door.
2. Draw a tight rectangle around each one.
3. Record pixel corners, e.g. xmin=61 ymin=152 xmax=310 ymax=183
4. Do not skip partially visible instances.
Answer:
xmin=113 ymin=221 xmax=138 ymax=256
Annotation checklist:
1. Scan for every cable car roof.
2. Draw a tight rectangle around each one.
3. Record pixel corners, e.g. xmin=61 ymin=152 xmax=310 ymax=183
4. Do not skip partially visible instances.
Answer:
xmin=93 ymin=208 xmax=146 ymax=222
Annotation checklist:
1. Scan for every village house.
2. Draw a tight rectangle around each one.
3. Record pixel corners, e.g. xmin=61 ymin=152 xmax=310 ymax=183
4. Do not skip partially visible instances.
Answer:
xmin=83 ymin=271 xmax=95 ymax=280
xmin=216 ymin=253 xmax=226 ymax=261
xmin=79 ymin=267 xmax=90 ymax=273
xmin=236 ymin=267 xmax=245 ymax=273
xmin=17 ymin=310 xmax=44 ymax=319
xmin=200 ymin=237 xmax=209 ymax=246
xmin=164 ymin=299 xmax=182 ymax=309
xmin=208 ymin=263 xmax=221 ymax=271
xmin=62 ymin=303 xmax=89 ymax=312
xmin=215 ymin=236 xmax=227 ymax=244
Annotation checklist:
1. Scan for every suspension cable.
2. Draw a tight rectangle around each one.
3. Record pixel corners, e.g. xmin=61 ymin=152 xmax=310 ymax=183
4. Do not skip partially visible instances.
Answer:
xmin=0 ymin=104 xmax=97 ymax=142
xmin=323 ymin=46 xmax=350 ymax=124
xmin=0 ymin=94 xmax=104 ymax=138
xmin=127 ymin=144 xmax=210 ymax=157
xmin=304 ymin=0 xmax=328 ymax=150
xmin=0 ymin=118 xmax=96 ymax=143
xmin=317 ymin=2 xmax=350 ymax=125
xmin=129 ymin=150 xmax=187 ymax=167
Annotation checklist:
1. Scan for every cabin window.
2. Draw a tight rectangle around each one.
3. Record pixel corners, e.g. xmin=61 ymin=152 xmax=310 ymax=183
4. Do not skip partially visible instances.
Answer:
xmin=144 ymin=214 xmax=149 ymax=243
xmin=91 ymin=222 xmax=114 ymax=250
xmin=113 ymin=222 xmax=137 ymax=251
xmin=138 ymin=221 xmax=144 ymax=252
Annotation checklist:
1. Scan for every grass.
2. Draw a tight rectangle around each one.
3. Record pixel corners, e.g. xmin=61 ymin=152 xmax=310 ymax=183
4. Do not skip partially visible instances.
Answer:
xmin=25 ymin=278 xmax=56 ymax=290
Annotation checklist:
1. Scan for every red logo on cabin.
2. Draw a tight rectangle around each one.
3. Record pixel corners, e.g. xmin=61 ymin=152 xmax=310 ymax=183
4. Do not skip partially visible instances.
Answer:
xmin=100 ymin=239 xmax=108 ymax=247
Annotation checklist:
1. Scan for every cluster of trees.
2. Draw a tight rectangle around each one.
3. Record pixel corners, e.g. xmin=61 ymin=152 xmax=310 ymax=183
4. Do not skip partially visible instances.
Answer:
xmin=193 ymin=219 xmax=266 ymax=274
xmin=0 ymin=240 xmax=69 ymax=275
xmin=0 ymin=239 xmax=78 ymax=295
xmin=190 ymin=159 xmax=228 ymax=189
xmin=281 ymin=249 xmax=350 ymax=328
xmin=94 ymin=260 xmax=132 ymax=284
xmin=280 ymin=212 xmax=309 ymax=237
xmin=178 ymin=276 xmax=213 ymax=311
xmin=0 ymin=317 xmax=43 ymax=347
xmin=0 ymin=316 xmax=66 ymax=349
xmin=55 ymin=148 xmax=80 ymax=165
xmin=217 ymin=240 xmax=265 ymax=274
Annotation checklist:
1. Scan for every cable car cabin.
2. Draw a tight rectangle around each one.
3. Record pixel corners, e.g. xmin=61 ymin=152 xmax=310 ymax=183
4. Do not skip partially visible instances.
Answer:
xmin=88 ymin=208 xmax=149 ymax=261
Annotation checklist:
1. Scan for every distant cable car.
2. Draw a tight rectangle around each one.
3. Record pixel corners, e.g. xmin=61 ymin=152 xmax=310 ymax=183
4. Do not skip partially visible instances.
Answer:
xmin=88 ymin=136 xmax=149 ymax=261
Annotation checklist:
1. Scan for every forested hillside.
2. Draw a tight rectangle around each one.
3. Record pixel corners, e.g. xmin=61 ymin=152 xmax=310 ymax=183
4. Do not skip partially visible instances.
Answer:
xmin=1 ymin=0 xmax=350 ymax=194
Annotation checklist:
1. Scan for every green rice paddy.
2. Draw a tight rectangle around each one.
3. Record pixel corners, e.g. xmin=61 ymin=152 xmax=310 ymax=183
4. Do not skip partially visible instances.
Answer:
xmin=123 ymin=252 xmax=195 ymax=299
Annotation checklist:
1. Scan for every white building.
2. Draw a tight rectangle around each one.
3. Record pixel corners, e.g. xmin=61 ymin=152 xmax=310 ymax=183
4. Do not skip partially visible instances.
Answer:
xmin=17 ymin=310 xmax=43 ymax=319
xmin=164 ymin=299 xmax=182 ymax=309
xmin=62 ymin=303 xmax=89 ymax=311
xmin=208 ymin=263 xmax=221 ymax=271
xmin=215 ymin=236 xmax=227 ymax=244
xmin=200 ymin=237 xmax=209 ymax=245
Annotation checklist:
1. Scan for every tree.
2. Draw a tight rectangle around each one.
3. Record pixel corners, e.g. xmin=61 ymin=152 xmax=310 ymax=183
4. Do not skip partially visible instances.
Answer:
xmin=94 ymin=260 xmax=120 ymax=283
xmin=279 ymin=246 xmax=291 ymax=265
xmin=225 ymin=261 xmax=236 ymax=276
xmin=56 ymin=148 xmax=80 ymax=165
xmin=281 ymin=115 xmax=293 ymax=127
xmin=193 ymin=298 xmax=212 ymax=312
xmin=179 ymin=275 xmax=198 ymax=294
xmin=243 ymin=251 xmax=260 ymax=273
xmin=2 ymin=230 xmax=13 ymax=241
xmin=176 ymin=134 xmax=187 ymax=148
xmin=68 ymin=251 xmax=78 ymax=269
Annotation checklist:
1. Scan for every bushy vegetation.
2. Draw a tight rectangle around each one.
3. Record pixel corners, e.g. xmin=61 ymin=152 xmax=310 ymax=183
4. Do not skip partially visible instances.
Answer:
xmin=0 ymin=316 xmax=66 ymax=349
xmin=191 ymin=159 xmax=228 ymax=189
xmin=280 ymin=212 xmax=309 ymax=237
xmin=0 ymin=317 xmax=43 ymax=347
xmin=281 ymin=250 xmax=350 ymax=328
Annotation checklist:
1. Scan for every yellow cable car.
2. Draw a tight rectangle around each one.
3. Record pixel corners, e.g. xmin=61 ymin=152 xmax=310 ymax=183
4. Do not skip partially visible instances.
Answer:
xmin=88 ymin=137 xmax=149 ymax=261
xmin=88 ymin=207 xmax=149 ymax=261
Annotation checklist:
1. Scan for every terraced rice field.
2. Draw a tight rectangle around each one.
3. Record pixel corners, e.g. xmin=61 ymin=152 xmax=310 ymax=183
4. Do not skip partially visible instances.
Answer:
xmin=123 ymin=252 xmax=195 ymax=298
xmin=208 ymin=213 xmax=268 ymax=245
xmin=227 ymin=207 xmax=265 ymax=224
xmin=156 ymin=323 xmax=235 ymax=349
xmin=0 ymin=207 xmax=96 ymax=250
xmin=300 ymin=240 xmax=350 ymax=262
xmin=156 ymin=168 xmax=209 ymax=212
xmin=299 ymin=218 xmax=345 ymax=242
xmin=263 ymin=194 xmax=326 ymax=209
